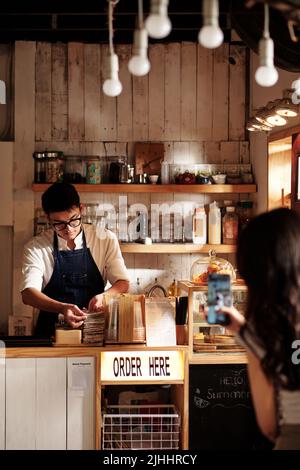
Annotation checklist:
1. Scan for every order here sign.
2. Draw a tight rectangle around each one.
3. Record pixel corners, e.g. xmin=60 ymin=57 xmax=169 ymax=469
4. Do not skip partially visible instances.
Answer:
xmin=100 ymin=350 xmax=184 ymax=382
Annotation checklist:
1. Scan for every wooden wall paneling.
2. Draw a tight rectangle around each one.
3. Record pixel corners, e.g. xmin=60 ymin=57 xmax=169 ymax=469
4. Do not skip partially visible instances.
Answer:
xmin=229 ymin=45 xmax=246 ymax=141
xmin=36 ymin=358 xmax=67 ymax=449
xmin=68 ymin=43 xmax=84 ymax=141
xmin=67 ymin=357 xmax=95 ymax=450
xmin=84 ymin=44 xmax=101 ymax=141
xmin=0 ymin=355 xmax=4 ymax=450
xmin=212 ymin=44 xmax=229 ymax=141
xmin=14 ymin=41 xmax=36 ymax=316
xmin=204 ymin=141 xmax=221 ymax=163
xmin=149 ymin=44 xmax=165 ymax=141
xmin=163 ymin=142 xmax=174 ymax=164
xmin=180 ymin=43 xmax=197 ymax=141
xmin=51 ymin=43 xmax=68 ymax=141
xmin=197 ymin=45 xmax=213 ymax=141
xmin=164 ymin=43 xmax=180 ymax=141
xmin=35 ymin=141 xmax=80 ymax=154
xmin=240 ymin=141 xmax=250 ymax=163
xmin=173 ymin=141 xmax=190 ymax=165
xmin=35 ymin=42 xmax=51 ymax=142
xmin=132 ymin=72 xmax=149 ymax=142
xmin=116 ymin=44 xmax=133 ymax=142
xmin=100 ymin=45 xmax=117 ymax=141
xmin=220 ymin=141 xmax=240 ymax=164
xmin=189 ymin=141 xmax=205 ymax=164
xmin=6 ymin=358 xmax=36 ymax=449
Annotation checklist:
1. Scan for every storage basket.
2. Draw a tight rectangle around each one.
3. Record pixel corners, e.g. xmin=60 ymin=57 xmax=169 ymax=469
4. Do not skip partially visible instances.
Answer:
xmin=102 ymin=404 xmax=180 ymax=450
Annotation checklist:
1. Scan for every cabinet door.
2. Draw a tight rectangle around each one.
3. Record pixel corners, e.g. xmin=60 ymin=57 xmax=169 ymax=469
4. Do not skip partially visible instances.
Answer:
xmin=36 ymin=358 xmax=67 ymax=449
xmin=0 ymin=350 xmax=5 ymax=450
xmin=6 ymin=358 xmax=36 ymax=449
xmin=67 ymin=357 xmax=95 ymax=450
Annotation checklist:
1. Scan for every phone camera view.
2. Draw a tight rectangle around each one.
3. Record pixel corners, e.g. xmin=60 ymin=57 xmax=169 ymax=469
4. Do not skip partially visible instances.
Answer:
xmin=207 ymin=273 xmax=232 ymax=325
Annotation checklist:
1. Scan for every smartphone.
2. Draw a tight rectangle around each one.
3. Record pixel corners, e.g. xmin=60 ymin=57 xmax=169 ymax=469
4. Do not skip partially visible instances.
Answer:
xmin=207 ymin=273 xmax=232 ymax=325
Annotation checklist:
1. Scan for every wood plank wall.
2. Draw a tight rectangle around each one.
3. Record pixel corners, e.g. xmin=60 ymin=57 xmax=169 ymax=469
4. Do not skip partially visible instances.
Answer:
xmin=34 ymin=41 xmax=249 ymax=293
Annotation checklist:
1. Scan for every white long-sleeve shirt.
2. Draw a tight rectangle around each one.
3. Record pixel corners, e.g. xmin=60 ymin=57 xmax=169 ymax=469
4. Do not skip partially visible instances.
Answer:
xmin=20 ymin=224 xmax=130 ymax=292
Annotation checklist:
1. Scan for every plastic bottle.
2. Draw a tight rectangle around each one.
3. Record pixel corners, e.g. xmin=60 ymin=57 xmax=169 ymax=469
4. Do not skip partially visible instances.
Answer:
xmin=208 ymin=201 xmax=221 ymax=244
xmin=192 ymin=205 xmax=207 ymax=244
xmin=161 ymin=160 xmax=170 ymax=184
xmin=222 ymin=206 xmax=238 ymax=245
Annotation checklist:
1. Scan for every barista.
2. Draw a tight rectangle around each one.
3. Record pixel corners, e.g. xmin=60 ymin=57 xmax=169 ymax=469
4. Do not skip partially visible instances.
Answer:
xmin=21 ymin=182 xmax=130 ymax=337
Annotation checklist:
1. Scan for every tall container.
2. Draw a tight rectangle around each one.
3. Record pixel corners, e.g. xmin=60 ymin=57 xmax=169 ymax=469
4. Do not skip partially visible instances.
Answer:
xmin=208 ymin=201 xmax=221 ymax=244
xmin=192 ymin=205 xmax=207 ymax=244
xmin=161 ymin=160 xmax=170 ymax=184
xmin=222 ymin=206 xmax=238 ymax=245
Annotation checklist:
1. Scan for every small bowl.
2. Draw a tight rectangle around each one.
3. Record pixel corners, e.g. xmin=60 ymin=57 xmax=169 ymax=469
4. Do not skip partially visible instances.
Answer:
xmin=149 ymin=175 xmax=159 ymax=184
xmin=212 ymin=174 xmax=226 ymax=184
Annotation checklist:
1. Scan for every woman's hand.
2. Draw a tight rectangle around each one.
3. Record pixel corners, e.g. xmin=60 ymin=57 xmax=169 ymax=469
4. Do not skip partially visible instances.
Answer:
xmin=88 ymin=294 xmax=105 ymax=312
xmin=217 ymin=305 xmax=246 ymax=333
xmin=61 ymin=304 xmax=87 ymax=328
xmin=204 ymin=305 xmax=245 ymax=334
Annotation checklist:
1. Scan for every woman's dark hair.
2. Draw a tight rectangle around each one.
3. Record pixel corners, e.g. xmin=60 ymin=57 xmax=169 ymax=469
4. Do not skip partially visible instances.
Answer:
xmin=42 ymin=182 xmax=80 ymax=214
xmin=237 ymin=208 xmax=300 ymax=389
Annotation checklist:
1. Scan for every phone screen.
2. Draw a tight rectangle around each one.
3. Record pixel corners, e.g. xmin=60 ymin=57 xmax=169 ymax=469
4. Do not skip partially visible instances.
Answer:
xmin=207 ymin=273 xmax=232 ymax=325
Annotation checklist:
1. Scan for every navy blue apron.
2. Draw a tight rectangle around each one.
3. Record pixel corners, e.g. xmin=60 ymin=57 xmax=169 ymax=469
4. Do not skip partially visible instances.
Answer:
xmin=35 ymin=230 xmax=105 ymax=337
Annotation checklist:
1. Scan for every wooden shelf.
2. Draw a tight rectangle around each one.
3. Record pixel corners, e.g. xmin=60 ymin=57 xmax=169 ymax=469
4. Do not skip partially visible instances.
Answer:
xmin=32 ymin=183 xmax=257 ymax=194
xmin=120 ymin=243 xmax=237 ymax=254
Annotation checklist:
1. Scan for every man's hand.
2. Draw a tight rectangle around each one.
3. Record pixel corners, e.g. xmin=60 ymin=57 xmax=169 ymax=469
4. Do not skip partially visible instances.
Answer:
xmin=88 ymin=294 xmax=105 ymax=312
xmin=61 ymin=304 xmax=87 ymax=328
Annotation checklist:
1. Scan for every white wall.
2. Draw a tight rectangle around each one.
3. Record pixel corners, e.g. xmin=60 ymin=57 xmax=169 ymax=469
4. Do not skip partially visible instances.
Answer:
xmin=249 ymin=51 xmax=300 ymax=213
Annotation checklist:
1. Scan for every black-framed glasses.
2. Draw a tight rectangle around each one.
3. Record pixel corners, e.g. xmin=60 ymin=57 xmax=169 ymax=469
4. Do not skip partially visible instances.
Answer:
xmin=51 ymin=217 xmax=82 ymax=231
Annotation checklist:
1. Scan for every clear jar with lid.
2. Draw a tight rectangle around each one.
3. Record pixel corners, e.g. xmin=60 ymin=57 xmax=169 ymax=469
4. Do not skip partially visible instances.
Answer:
xmin=222 ymin=206 xmax=238 ymax=245
xmin=86 ymin=156 xmax=102 ymax=184
xmin=45 ymin=151 xmax=64 ymax=183
xmin=64 ymin=155 xmax=86 ymax=183
xmin=33 ymin=152 xmax=46 ymax=183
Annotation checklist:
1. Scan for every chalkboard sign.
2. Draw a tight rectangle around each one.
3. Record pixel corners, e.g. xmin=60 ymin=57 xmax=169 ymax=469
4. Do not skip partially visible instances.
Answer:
xmin=189 ymin=364 xmax=273 ymax=450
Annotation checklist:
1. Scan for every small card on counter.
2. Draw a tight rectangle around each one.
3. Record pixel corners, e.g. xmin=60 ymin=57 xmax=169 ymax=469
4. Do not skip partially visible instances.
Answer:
xmin=145 ymin=298 xmax=176 ymax=347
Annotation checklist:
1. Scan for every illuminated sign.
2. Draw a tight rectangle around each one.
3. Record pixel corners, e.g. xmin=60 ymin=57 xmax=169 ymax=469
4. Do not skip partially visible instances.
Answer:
xmin=101 ymin=350 xmax=184 ymax=382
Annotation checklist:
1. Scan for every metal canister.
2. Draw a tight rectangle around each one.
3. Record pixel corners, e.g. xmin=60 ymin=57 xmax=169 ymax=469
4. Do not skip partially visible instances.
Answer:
xmin=33 ymin=152 xmax=46 ymax=183
xmin=86 ymin=156 xmax=101 ymax=184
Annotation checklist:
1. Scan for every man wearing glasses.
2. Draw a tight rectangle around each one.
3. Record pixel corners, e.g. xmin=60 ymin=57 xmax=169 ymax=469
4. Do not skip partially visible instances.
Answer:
xmin=20 ymin=182 xmax=130 ymax=337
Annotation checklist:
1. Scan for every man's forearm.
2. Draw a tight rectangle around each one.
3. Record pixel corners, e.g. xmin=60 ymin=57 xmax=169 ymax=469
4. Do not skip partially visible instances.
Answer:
xmin=106 ymin=280 xmax=129 ymax=296
xmin=21 ymin=287 xmax=65 ymax=313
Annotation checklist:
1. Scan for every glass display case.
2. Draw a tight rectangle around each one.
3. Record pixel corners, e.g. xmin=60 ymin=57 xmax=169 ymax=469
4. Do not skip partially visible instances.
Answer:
xmin=177 ymin=280 xmax=247 ymax=359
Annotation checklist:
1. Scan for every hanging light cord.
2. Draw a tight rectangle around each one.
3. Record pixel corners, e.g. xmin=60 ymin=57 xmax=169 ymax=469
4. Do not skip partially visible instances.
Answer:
xmin=107 ymin=0 xmax=119 ymax=55
xmin=263 ymin=3 xmax=270 ymax=39
xmin=138 ymin=0 xmax=144 ymax=29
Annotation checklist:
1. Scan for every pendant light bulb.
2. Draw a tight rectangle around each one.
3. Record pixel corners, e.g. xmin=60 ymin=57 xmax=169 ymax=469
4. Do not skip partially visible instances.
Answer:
xmin=128 ymin=28 xmax=151 ymax=76
xmin=102 ymin=53 xmax=123 ymax=97
xmin=145 ymin=0 xmax=172 ymax=39
xmin=255 ymin=5 xmax=278 ymax=87
xmin=198 ymin=0 xmax=223 ymax=49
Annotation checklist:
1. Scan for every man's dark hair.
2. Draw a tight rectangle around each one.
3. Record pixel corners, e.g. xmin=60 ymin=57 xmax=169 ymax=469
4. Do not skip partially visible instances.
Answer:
xmin=42 ymin=182 xmax=80 ymax=214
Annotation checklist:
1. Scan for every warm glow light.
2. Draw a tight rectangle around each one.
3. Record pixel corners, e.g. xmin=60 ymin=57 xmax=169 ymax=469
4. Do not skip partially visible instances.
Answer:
xmin=102 ymin=78 xmax=122 ymax=97
xmin=255 ymin=65 xmax=278 ymax=87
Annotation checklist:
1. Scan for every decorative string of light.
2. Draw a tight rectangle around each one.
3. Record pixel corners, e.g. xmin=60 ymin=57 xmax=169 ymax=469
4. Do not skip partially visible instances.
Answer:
xmin=255 ymin=3 xmax=278 ymax=87
xmin=102 ymin=0 xmax=122 ymax=97
xmin=128 ymin=0 xmax=151 ymax=76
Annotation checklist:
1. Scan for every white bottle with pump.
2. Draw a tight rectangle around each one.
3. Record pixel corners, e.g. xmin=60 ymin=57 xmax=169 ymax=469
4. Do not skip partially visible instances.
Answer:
xmin=208 ymin=201 xmax=221 ymax=244
xmin=192 ymin=205 xmax=207 ymax=244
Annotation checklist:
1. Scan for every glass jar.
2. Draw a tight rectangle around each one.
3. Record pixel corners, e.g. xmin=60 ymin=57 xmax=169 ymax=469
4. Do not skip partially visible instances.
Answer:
xmin=63 ymin=155 xmax=86 ymax=183
xmin=33 ymin=152 xmax=46 ymax=183
xmin=222 ymin=206 xmax=238 ymax=245
xmin=239 ymin=200 xmax=253 ymax=232
xmin=45 ymin=151 xmax=64 ymax=183
xmin=86 ymin=156 xmax=102 ymax=184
